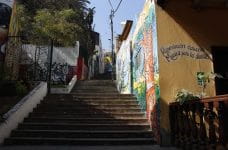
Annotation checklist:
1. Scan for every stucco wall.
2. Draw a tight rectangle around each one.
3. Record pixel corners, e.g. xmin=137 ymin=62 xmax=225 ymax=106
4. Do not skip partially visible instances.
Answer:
xmin=156 ymin=0 xmax=228 ymax=144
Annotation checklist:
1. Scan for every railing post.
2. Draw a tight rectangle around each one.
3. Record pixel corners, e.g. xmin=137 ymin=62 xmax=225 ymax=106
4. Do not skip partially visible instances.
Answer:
xmin=47 ymin=39 xmax=54 ymax=94
xmin=208 ymin=102 xmax=216 ymax=149
xmin=198 ymin=102 xmax=207 ymax=149
xmin=184 ymin=104 xmax=191 ymax=150
xmin=191 ymin=103 xmax=198 ymax=149
xmin=218 ymin=101 xmax=226 ymax=146
xmin=169 ymin=95 xmax=228 ymax=150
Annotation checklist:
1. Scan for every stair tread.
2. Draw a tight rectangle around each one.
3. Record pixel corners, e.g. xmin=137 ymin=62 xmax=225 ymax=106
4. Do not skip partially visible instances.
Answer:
xmin=21 ymin=123 xmax=150 ymax=126
xmin=13 ymin=130 xmax=152 ymax=133
xmin=7 ymin=137 xmax=153 ymax=141
xmin=25 ymin=117 xmax=147 ymax=120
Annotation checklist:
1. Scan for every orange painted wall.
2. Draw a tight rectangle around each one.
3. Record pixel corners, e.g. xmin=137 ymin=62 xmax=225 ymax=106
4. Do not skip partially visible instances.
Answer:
xmin=156 ymin=0 xmax=228 ymax=144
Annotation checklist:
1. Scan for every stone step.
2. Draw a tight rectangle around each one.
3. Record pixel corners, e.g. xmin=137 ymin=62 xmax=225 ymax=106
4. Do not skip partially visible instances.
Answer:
xmin=33 ymin=108 xmax=142 ymax=113
xmin=37 ymin=104 xmax=141 ymax=109
xmin=10 ymin=130 xmax=153 ymax=138
xmin=43 ymin=96 xmax=136 ymax=102
xmin=76 ymin=80 xmax=115 ymax=86
xmin=29 ymin=112 xmax=146 ymax=118
xmin=4 ymin=79 xmax=155 ymax=146
xmin=72 ymin=93 xmax=135 ymax=97
xmin=23 ymin=118 xmax=148 ymax=124
xmin=41 ymin=100 xmax=139 ymax=105
xmin=72 ymin=89 xmax=118 ymax=93
xmin=17 ymin=123 xmax=150 ymax=130
xmin=4 ymin=137 xmax=155 ymax=145
xmin=73 ymin=86 xmax=117 ymax=90
xmin=46 ymin=94 xmax=136 ymax=99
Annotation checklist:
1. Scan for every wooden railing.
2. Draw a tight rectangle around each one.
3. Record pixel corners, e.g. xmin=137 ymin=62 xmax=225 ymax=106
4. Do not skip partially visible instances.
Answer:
xmin=169 ymin=95 xmax=228 ymax=150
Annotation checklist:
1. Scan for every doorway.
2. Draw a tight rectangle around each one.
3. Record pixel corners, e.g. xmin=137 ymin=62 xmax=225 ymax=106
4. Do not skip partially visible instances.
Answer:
xmin=212 ymin=46 xmax=228 ymax=95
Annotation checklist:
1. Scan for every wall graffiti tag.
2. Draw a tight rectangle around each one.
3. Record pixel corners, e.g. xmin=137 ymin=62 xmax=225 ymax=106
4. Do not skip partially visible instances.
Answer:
xmin=160 ymin=44 xmax=210 ymax=62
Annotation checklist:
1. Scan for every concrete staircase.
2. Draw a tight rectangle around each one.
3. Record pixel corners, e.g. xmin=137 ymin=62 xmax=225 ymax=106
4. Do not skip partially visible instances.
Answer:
xmin=4 ymin=80 xmax=155 ymax=145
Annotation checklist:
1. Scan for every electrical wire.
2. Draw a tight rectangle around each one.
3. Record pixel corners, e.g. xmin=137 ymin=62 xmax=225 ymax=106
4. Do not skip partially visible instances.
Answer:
xmin=114 ymin=0 xmax=123 ymax=14
xmin=108 ymin=0 xmax=114 ymax=10
xmin=107 ymin=0 xmax=123 ymax=15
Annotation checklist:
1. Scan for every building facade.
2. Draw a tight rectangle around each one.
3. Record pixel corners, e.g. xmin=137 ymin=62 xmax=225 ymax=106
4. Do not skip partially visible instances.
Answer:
xmin=116 ymin=0 xmax=228 ymax=145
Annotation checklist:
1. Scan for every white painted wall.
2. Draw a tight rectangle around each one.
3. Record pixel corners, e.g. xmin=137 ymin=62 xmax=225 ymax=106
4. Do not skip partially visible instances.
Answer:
xmin=0 ymin=82 xmax=47 ymax=144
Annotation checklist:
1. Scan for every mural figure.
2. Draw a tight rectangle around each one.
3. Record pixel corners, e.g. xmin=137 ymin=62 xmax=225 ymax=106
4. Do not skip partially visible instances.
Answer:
xmin=0 ymin=0 xmax=14 ymax=64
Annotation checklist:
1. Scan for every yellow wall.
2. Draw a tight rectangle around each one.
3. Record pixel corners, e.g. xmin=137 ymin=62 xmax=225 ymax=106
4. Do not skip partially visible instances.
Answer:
xmin=156 ymin=0 xmax=228 ymax=142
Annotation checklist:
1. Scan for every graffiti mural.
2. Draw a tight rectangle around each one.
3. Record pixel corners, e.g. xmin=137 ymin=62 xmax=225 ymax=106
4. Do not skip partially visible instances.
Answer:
xmin=116 ymin=37 xmax=131 ymax=94
xmin=0 ymin=0 xmax=14 ymax=67
xmin=132 ymin=0 xmax=160 ymax=143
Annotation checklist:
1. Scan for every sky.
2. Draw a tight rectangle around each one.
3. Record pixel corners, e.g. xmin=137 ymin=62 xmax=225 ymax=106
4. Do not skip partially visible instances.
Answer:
xmin=89 ymin=0 xmax=145 ymax=51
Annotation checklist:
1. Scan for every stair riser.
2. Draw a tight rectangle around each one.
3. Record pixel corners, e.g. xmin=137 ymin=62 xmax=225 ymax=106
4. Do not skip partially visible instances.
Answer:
xmin=45 ymin=96 xmax=136 ymax=100
xmin=11 ymin=131 xmax=153 ymax=138
xmin=29 ymin=113 xmax=146 ymax=118
xmin=41 ymin=101 xmax=139 ymax=105
xmin=72 ymin=94 xmax=135 ymax=97
xmin=76 ymin=82 xmax=115 ymax=86
xmin=72 ymin=89 xmax=119 ymax=93
xmin=23 ymin=119 xmax=148 ymax=124
xmin=72 ymin=86 xmax=117 ymax=91
xmin=33 ymin=109 xmax=142 ymax=113
xmin=37 ymin=105 xmax=140 ymax=109
xmin=4 ymin=138 xmax=155 ymax=145
xmin=18 ymin=125 xmax=150 ymax=131
xmin=74 ymin=84 xmax=116 ymax=88
xmin=41 ymin=98 xmax=137 ymax=101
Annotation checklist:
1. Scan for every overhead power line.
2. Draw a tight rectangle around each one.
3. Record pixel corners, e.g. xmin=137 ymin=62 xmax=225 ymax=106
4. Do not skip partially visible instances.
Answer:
xmin=107 ymin=0 xmax=124 ymax=80
xmin=107 ymin=0 xmax=123 ymax=15
xmin=108 ymin=0 xmax=114 ymax=10
xmin=114 ymin=0 xmax=123 ymax=14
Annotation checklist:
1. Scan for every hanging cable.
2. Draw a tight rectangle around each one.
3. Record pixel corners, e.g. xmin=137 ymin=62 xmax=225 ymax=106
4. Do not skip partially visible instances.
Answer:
xmin=108 ymin=0 xmax=114 ymax=10
xmin=107 ymin=0 xmax=123 ymax=15
xmin=114 ymin=0 xmax=123 ymax=14
xmin=107 ymin=0 xmax=124 ymax=80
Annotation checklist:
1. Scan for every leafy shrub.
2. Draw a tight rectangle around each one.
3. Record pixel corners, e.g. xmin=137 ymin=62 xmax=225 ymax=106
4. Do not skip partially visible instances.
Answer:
xmin=15 ymin=81 xmax=28 ymax=97
xmin=175 ymin=89 xmax=200 ymax=105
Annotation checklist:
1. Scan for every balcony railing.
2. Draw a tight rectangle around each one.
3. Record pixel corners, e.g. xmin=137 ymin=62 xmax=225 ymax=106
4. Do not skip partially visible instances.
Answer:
xmin=169 ymin=94 xmax=228 ymax=150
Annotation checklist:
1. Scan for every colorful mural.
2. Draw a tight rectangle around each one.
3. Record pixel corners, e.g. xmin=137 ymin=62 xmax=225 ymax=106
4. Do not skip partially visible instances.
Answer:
xmin=116 ymin=37 xmax=131 ymax=94
xmin=132 ymin=0 xmax=160 ymax=143
xmin=0 ymin=0 xmax=14 ymax=66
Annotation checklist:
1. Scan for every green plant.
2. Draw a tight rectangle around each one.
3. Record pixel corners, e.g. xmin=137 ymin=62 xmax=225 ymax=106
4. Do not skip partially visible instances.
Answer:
xmin=175 ymin=89 xmax=200 ymax=105
xmin=16 ymin=81 xmax=28 ymax=97
xmin=197 ymin=72 xmax=223 ymax=95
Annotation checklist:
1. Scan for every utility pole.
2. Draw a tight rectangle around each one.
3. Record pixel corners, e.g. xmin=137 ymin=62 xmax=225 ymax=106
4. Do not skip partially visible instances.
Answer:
xmin=110 ymin=10 xmax=115 ymax=81
xmin=108 ymin=0 xmax=123 ymax=81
